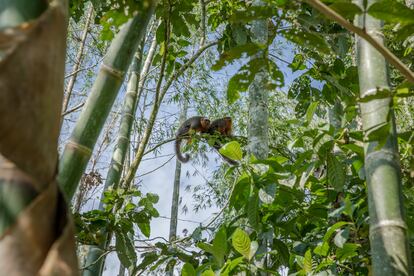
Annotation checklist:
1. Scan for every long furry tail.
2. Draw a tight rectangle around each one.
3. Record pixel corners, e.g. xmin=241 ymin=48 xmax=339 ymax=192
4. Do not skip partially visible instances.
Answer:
xmin=175 ymin=138 xmax=190 ymax=163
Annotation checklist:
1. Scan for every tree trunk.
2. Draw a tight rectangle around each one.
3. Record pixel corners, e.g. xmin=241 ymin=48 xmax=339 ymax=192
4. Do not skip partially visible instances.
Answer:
xmin=169 ymin=98 xmax=188 ymax=241
xmin=0 ymin=0 xmax=78 ymax=274
xmin=248 ymin=0 xmax=269 ymax=160
xmin=355 ymin=0 xmax=413 ymax=274
xmin=58 ymin=0 xmax=156 ymax=201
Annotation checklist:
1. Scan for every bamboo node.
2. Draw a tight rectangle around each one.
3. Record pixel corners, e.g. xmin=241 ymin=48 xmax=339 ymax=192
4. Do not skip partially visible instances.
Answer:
xmin=101 ymin=63 xmax=124 ymax=79
xmin=66 ymin=140 xmax=92 ymax=157
xmin=370 ymin=219 xmax=407 ymax=235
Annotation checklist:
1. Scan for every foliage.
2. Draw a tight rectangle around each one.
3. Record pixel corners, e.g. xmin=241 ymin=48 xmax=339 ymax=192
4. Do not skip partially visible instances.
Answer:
xmin=64 ymin=0 xmax=414 ymax=274
xmin=74 ymin=188 xmax=159 ymax=267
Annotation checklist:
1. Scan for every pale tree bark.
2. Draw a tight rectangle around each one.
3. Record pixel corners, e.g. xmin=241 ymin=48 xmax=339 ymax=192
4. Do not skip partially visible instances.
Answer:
xmin=355 ymin=0 xmax=412 ymax=274
xmin=0 ymin=0 xmax=78 ymax=274
xmin=248 ymin=0 xmax=269 ymax=160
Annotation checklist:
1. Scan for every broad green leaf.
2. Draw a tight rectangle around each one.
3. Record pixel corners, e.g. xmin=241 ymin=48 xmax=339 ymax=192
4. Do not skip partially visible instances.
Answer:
xmin=247 ymin=190 xmax=259 ymax=229
xmin=212 ymin=43 xmax=261 ymax=71
xmin=314 ymin=241 xmax=330 ymax=257
xmin=138 ymin=222 xmax=150 ymax=238
xmin=249 ymin=241 xmax=259 ymax=260
xmin=232 ymin=228 xmax=251 ymax=260
xmin=136 ymin=252 xmax=159 ymax=271
xmin=181 ymin=263 xmax=196 ymax=276
xmin=327 ymin=153 xmax=346 ymax=191
xmin=273 ymin=239 xmax=290 ymax=265
xmin=283 ymin=30 xmax=331 ymax=54
xmin=368 ymin=0 xmax=414 ymax=24
xmin=197 ymin=242 xmax=215 ymax=255
xmin=336 ymin=243 xmax=360 ymax=261
xmin=323 ymin=221 xmax=350 ymax=243
xmin=330 ymin=1 xmax=362 ymax=19
xmin=220 ymin=257 xmax=244 ymax=276
xmin=305 ymin=102 xmax=319 ymax=124
xmin=201 ymin=269 xmax=215 ymax=276
xmin=115 ymin=231 xmax=137 ymax=268
xmin=219 ymin=141 xmax=242 ymax=161
xmin=212 ymin=227 xmax=227 ymax=266
xmin=334 ymin=227 xmax=350 ymax=248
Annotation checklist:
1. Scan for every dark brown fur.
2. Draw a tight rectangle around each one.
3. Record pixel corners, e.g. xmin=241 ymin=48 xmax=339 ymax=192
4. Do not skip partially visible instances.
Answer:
xmin=208 ymin=117 xmax=238 ymax=165
xmin=175 ymin=116 xmax=210 ymax=163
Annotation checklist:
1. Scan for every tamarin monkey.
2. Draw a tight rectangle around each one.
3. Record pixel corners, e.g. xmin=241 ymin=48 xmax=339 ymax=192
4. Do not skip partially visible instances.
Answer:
xmin=208 ymin=117 xmax=238 ymax=165
xmin=175 ymin=116 xmax=211 ymax=163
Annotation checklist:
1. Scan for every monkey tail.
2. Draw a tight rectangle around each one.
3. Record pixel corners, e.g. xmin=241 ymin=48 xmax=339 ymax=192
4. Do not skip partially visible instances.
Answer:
xmin=175 ymin=137 xmax=190 ymax=163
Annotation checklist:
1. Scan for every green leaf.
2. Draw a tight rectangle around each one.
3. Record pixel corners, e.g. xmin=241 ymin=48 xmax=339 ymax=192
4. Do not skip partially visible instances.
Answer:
xmin=283 ymin=29 xmax=331 ymax=54
xmin=197 ymin=242 xmax=215 ymax=255
xmin=220 ymin=257 xmax=244 ymax=275
xmin=138 ymin=222 xmax=150 ymax=238
xmin=212 ymin=43 xmax=261 ymax=71
xmin=368 ymin=0 xmax=414 ymax=24
xmin=181 ymin=263 xmax=196 ymax=276
xmin=303 ymin=249 xmax=313 ymax=273
xmin=212 ymin=227 xmax=227 ymax=266
xmin=247 ymin=190 xmax=259 ymax=229
xmin=273 ymin=239 xmax=290 ymax=265
xmin=201 ymin=269 xmax=215 ymax=276
xmin=219 ymin=141 xmax=242 ymax=161
xmin=334 ymin=227 xmax=350 ymax=248
xmin=329 ymin=1 xmax=362 ymax=19
xmin=115 ymin=231 xmax=137 ymax=268
xmin=327 ymin=153 xmax=346 ymax=192
xmin=323 ymin=221 xmax=350 ymax=243
xmin=336 ymin=243 xmax=360 ymax=261
xmin=249 ymin=241 xmax=259 ymax=260
xmin=232 ymin=228 xmax=251 ymax=260
xmin=314 ymin=241 xmax=330 ymax=257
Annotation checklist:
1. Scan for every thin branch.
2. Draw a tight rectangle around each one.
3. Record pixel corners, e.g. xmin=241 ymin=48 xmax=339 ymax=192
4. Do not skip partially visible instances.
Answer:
xmin=304 ymin=0 xmax=414 ymax=83
xmin=138 ymin=155 xmax=175 ymax=177
xmin=61 ymin=102 xmax=85 ymax=117
xmin=199 ymin=0 xmax=206 ymax=46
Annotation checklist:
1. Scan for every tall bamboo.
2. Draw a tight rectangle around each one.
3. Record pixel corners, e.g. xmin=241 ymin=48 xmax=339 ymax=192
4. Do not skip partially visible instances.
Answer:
xmin=58 ymin=0 xmax=156 ymax=201
xmin=82 ymin=44 xmax=145 ymax=276
xmin=355 ymin=0 xmax=412 ymax=274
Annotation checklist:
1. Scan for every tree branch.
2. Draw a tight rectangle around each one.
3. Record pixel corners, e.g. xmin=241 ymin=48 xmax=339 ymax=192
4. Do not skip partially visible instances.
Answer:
xmin=304 ymin=0 xmax=414 ymax=83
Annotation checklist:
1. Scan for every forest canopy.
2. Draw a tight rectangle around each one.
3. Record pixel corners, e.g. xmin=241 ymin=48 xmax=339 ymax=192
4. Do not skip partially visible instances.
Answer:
xmin=1 ymin=0 xmax=414 ymax=275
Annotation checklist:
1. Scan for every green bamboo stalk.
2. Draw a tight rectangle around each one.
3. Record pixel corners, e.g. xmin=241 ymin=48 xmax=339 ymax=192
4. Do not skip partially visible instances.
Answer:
xmin=58 ymin=0 xmax=156 ymax=201
xmin=355 ymin=0 xmax=412 ymax=274
xmin=81 ymin=45 xmax=145 ymax=276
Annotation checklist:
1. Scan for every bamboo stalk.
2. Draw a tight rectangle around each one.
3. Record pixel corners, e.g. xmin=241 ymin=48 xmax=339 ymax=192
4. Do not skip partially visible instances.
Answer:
xmin=355 ymin=0 xmax=413 ymax=274
xmin=58 ymin=0 xmax=156 ymax=201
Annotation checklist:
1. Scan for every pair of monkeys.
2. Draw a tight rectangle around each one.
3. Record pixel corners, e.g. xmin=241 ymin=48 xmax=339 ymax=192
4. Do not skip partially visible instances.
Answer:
xmin=175 ymin=116 xmax=237 ymax=165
